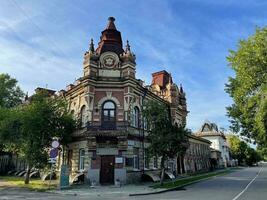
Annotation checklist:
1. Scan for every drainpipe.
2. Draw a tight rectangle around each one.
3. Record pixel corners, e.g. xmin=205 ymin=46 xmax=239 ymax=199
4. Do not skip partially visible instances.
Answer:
xmin=141 ymin=88 xmax=148 ymax=174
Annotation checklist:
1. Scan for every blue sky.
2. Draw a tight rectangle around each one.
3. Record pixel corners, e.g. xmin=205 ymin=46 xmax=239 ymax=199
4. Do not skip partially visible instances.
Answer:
xmin=1 ymin=0 xmax=267 ymax=132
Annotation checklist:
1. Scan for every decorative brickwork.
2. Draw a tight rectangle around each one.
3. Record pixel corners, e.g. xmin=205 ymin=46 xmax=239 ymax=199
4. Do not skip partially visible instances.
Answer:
xmin=56 ymin=17 xmax=198 ymax=185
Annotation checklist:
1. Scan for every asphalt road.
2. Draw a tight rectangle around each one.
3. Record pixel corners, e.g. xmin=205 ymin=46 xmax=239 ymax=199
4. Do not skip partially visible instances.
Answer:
xmin=133 ymin=163 xmax=267 ymax=200
xmin=0 ymin=164 xmax=266 ymax=200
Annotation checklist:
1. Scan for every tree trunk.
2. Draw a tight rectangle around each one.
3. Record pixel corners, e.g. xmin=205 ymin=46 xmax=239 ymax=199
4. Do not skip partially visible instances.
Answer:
xmin=160 ymin=156 xmax=165 ymax=186
xmin=24 ymin=163 xmax=31 ymax=184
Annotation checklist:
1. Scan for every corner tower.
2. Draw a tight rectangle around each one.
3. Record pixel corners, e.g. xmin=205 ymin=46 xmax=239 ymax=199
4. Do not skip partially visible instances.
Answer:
xmin=83 ymin=17 xmax=136 ymax=79
xmin=150 ymin=71 xmax=188 ymax=126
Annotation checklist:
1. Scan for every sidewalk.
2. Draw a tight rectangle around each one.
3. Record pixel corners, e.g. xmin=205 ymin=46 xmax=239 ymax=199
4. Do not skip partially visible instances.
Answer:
xmin=49 ymin=184 xmax=165 ymax=197
xmin=49 ymin=168 xmax=240 ymax=197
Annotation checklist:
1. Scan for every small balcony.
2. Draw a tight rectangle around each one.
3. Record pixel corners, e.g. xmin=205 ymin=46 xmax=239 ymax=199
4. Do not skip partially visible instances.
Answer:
xmin=85 ymin=121 xmax=129 ymax=134
xmin=81 ymin=121 xmax=129 ymax=136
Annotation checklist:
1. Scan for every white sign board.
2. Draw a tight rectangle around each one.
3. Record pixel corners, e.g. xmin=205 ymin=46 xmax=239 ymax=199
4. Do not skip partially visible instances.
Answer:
xmin=97 ymin=148 xmax=118 ymax=155
xmin=115 ymin=157 xmax=124 ymax=164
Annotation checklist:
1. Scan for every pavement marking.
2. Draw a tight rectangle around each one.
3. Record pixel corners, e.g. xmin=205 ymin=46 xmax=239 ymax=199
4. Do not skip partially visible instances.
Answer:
xmin=232 ymin=167 xmax=263 ymax=200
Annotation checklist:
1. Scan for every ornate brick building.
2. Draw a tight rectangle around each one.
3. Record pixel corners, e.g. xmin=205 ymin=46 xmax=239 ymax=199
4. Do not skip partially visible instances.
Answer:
xmin=56 ymin=17 xmax=209 ymax=184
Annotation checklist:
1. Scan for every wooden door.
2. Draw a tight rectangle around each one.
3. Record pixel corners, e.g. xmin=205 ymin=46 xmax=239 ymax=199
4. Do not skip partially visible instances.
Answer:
xmin=100 ymin=156 xmax=114 ymax=184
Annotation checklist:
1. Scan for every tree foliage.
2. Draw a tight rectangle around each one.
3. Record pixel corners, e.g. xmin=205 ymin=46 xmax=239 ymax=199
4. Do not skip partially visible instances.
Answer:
xmin=227 ymin=134 xmax=261 ymax=166
xmin=225 ymin=27 xmax=267 ymax=147
xmin=0 ymin=74 xmax=24 ymax=108
xmin=143 ymin=100 xmax=189 ymax=185
xmin=257 ymin=146 xmax=267 ymax=161
xmin=0 ymin=91 xmax=77 ymax=183
xmin=227 ymin=135 xmax=248 ymax=164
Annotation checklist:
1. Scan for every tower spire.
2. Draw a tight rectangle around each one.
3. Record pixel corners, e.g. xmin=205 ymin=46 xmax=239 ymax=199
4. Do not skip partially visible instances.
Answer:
xmin=125 ymin=40 xmax=131 ymax=53
xmin=180 ymin=84 xmax=184 ymax=93
xmin=89 ymin=38 xmax=94 ymax=52
xmin=96 ymin=17 xmax=124 ymax=55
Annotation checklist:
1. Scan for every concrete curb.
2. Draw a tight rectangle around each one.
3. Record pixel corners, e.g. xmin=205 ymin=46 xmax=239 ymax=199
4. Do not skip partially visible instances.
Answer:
xmin=129 ymin=171 xmax=234 ymax=196
xmin=129 ymin=178 xmax=208 ymax=196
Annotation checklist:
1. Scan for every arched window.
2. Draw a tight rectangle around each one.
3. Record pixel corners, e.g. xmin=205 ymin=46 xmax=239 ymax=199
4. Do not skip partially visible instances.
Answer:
xmin=102 ymin=101 xmax=116 ymax=128
xmin=80 ymin=105 xmax=86 ymax=127
xmin=70 ymin=110 xmax=75 ymax=116
xmin=132 ymin=107 xmax=139 ymax=128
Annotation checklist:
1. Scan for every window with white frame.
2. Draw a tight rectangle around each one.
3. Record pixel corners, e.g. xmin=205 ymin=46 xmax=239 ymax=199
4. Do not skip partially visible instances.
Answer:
xmin=80 ymin=105 xmax=86 ymax=127
xmin=78 ymin=148 xmax=85 ymax=170
xmin=102 ymin=100 xmax=116 ymax=126
xmin=132 ymin=107 xmax=140 ymax=128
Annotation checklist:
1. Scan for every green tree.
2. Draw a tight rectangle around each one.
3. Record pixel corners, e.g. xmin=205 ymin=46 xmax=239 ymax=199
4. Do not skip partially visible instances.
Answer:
xmin=245 ymin=147 xmax=261 ymax=166
xmin=225 ymin=27 xmax=267 ymax=147
xmin=0 ymin=74 xmax=24 ymax=108
xmin=0 ymin=91 xmax=77 ymax=184
xmin=143 ymin=100 xmax=189 ymax=185
xmin=257 ymin=146 xmax=267 ymax=161
xmin=227 ymin=135 xmax=247 ymax=164
xmin=227 ymin=134 xmax=261 ymax=166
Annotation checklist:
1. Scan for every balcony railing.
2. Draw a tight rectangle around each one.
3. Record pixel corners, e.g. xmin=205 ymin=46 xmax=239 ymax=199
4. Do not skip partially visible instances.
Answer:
xmin=86 ymin=121 xmax=129 ymax=131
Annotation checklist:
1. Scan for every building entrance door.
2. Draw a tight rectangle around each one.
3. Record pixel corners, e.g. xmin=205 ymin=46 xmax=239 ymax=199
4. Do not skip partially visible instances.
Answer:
xmin=100 ymin=156 xmax=115 ymax=184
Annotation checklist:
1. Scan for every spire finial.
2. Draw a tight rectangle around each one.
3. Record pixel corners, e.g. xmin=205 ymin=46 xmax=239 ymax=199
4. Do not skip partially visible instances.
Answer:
xmin=180 ymin=84 xmax=184 ymax=93
xmin=125 ymin=40 xmax=131 ymax=53
xmin=89 ymin=38 xmax=94 ymax=52
xmin=106 ymin=17 xmax=117 ymax=30
xmin=108 ymin=16 xmax=115 ymax=22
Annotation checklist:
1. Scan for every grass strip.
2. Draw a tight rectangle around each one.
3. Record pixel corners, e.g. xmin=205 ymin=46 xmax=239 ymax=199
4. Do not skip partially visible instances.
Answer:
xmin=0 ymin=176 xmax=58 ymax=192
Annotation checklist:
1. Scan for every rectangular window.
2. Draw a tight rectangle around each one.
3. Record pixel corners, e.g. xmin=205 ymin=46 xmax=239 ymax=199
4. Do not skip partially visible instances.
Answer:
xmin=133 ymin=155 xmax=139 ymax=170
xmin=168 ymin=161 xmax=174 ymax=173
xmin=125 ymin=157 xmax=133 ymax=167
xmin=153 ymin=157 xmax=158 ymax=169
xmin=79 ymin=149 xmax=85 ymax=170
xmin=144 ymin=149 xmax=149 ymax=169
xmin=133 ymin=148 xmax=139 ymax=170
xmin=67 ymin=149 xmax=73 ymax=167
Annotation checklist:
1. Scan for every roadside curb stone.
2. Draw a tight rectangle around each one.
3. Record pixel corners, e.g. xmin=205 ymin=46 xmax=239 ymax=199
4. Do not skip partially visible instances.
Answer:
xmin=129 ymin=169 xmax=238 ymax=196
